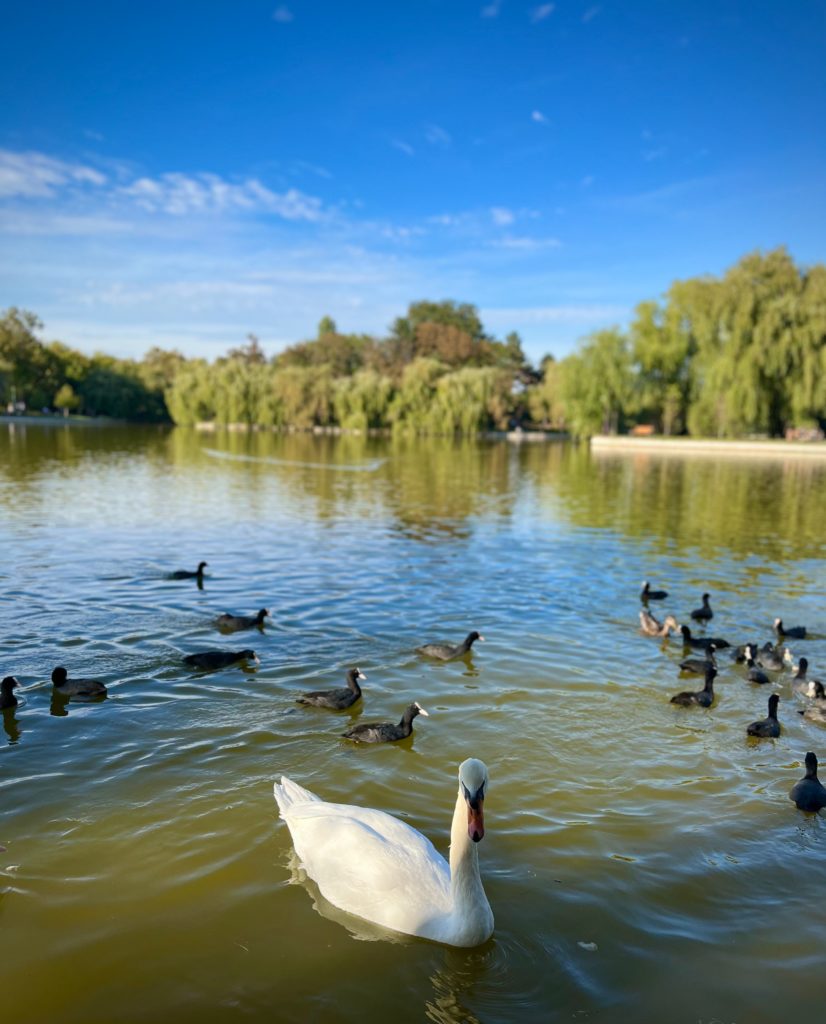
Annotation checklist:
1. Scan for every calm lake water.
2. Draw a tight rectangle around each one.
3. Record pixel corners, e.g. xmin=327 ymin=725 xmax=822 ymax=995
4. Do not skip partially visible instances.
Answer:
xmin=1 ymin=424 xmax=825 ymax=1024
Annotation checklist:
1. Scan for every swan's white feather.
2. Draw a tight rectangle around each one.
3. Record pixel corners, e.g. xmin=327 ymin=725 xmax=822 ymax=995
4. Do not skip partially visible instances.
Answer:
xmin=275 ymin=784 xmax=452 ymax=936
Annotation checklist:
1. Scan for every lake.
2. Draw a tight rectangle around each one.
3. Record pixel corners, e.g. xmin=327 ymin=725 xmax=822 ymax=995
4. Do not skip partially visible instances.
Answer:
xmin=1 ymin=423 xmax=825 ymax=1023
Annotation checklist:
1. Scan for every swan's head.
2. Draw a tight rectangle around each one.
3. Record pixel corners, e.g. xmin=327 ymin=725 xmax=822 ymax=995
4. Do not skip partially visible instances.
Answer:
xmin=459 ymin=758 xmax=488 ymax=843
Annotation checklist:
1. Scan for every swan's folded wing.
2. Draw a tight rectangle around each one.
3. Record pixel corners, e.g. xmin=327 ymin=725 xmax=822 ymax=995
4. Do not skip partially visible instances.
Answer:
xmin=283 ymin=801 xmax=452 ymax=933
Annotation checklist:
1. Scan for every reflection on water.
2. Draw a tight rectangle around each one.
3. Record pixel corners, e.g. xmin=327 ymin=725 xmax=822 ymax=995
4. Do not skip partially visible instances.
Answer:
xmin=1 ymin=423 xmax=825 ymax=1024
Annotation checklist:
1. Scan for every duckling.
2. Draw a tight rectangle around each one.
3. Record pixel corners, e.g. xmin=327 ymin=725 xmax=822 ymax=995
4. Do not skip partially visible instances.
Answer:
xmin=640 ymin=580 xmax=668 ymax=601
xmin=690 ymin=593 xmax=713 ymax=622
xmin=342 ymin=702 xmax=429 ymax=743
xmin=789 ymin=752 xmax=826 ymax=812
xmin=774 ymin=617 xmax=806 ymax=639
xmin=51 ymin=666 xmax=107 ymax=698
xmin=297 ymin=668 xmax=366 ymax=710
xmin=1 ymin=676 xmax=21 ymax=709
xmin=746 ymin=693 xmax=781 ymax=738
xmin=639 ymin=610 xmax=680 ymax=637
xmin=670 ymin=666 xmax=716 ymax=707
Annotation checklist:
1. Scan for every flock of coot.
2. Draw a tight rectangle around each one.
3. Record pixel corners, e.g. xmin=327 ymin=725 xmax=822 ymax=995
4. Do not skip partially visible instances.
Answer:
xmin=639 ymin=580 xmax=826 ymax=812
xmin=0 ymin=562 xmax=487 ymax=748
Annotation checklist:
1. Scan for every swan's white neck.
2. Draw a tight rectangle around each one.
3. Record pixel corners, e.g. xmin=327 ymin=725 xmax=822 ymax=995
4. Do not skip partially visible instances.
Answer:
xmin=447 ymin=786 xmax=493 ymax=945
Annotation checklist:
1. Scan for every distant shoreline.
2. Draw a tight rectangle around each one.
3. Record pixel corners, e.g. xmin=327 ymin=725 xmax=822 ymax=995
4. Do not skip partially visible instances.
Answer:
xmin=591 ymin=435 xmax=826 ymax=459
xmin=1 ymin=414 xmax=129 ymax=427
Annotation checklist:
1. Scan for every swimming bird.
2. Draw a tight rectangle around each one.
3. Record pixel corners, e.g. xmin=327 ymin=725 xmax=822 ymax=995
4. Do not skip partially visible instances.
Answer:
xmin=169 ymin=561 xmax=208 ymax=580
xmin=690 ymin=593 xmax=713 ymax=621
xmin=297 ymin=668 xmax=366 ymax=710
xmin=744 ymin=645 xmax=770 ymax=685
xmin=342 ymin=702 xmax=428 ymax=743
xmin=640 ymin=580 xmax=668 ymax=601
xmin=670 ymin=665 xmax=716 ymax=707
xmin=791 ymin=658 xmax=823 ymax=698
xmin=774 ymin=618 xmax=806 ymax=639
xmin=680 ymin=625 xmax=730 ymax=650
xmin=789 ymin=752 xmax=826 ymax=812
xmin=639 ymin=609 xmax=680 ymax=637
xmin=798 ymin=682 xmax=826 ymax=723
xmin=215 ymin=608 xmax=269 ymax=632
xmin=757 ymin=643 xmax=785 ymax=671
xmin=182 ymin=649 xmax=258 ymax=670
xmin=51 ymin=666 xmax=107 ymax=698
xmin=746 ymin=693 xmax=781 ymax=738
xmin=417 ymin=632 xmax=484 ymax=661
xmin=1 ymin=676 xmax=21 ymax=709
xmin=273 ymin=757 xmax=494 ymax=946
xmin=679 ymin=647 xmax=717 ymax=674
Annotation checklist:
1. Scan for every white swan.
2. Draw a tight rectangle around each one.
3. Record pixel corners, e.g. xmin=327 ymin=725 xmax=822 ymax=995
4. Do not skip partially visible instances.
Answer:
xmin=273 ymin=758 xmax=494 ymax=948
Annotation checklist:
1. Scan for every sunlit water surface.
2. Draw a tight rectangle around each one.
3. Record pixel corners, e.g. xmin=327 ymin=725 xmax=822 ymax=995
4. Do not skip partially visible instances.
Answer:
xmin=1 ymin=425 xmax=825 ymax=1023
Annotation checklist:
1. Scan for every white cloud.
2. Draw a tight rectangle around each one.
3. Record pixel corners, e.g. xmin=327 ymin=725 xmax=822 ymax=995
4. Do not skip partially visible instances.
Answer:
xmin=272 ymin=5 xmax=293 ymax=23
xmin=481 ymin=1 xmax=502 ymax=16
xmin=492 ymin=235 xmax=562 ymax=250
xmin=490 ymin=206 xmax=515 ymax=226
xmin=531 ymin=110 xmax=548 ymax=124
xmin=118 ymin=172 xmax=324 ymax=220
xmin=482 ymin=304 xmax=626 ymax=325
xmin=582 ymin=5 xmax=601 ymax=23
xmin=425 ymin=124 xmax=452 ymax=147
xmin=530 ymin=4 xmax=555 ymax=23
xmin=391 ymin=139 xmax=415 ymax=157
xmin=0 ymin=149 xmax=107 ymax=198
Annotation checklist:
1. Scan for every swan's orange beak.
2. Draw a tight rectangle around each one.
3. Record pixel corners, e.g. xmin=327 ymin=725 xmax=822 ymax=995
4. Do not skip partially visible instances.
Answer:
xmin=467 ymin=799 xmax=485 ymax=843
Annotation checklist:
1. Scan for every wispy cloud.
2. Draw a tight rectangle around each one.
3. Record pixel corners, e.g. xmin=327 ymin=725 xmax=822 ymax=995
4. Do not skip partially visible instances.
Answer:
xmin=490 ymin=206 xmax=515 ymax=226
xmin=480 ymin=1 xmax=502 ymax=17
xmin=582 ymin=5 xmax=601 ymax=23
xmin=492 ymin=235 xmax=561 ymax=250
xmin=272 ymin=5 xmax=293 ymax=23
xmin=642 ymin=147 xmax=668 ymax=162
xmin=118 ymin=173 xmax=324 ymax=220
xmin=482 ymin=304 xmax=626 ymax=325
xmin=531 ymin=110 xmax=549 ymax=125
xmin=581 ymin=174 xmax=595 ymax=188
xmin=530 ymin=4 xmax=555 ymax=23
xmin=0 ymin=149 xmax=107 ymax=198
xmin=425 ymin=124 xmax=452 ymax=147
xmin=391 ymin=139 xmax=415 ymax=157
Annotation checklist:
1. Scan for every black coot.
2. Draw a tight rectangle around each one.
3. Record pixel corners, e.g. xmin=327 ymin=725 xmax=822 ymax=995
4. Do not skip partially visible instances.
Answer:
xmin=789 ymin=753 xmax=826 ymax=812
xmin=342 ymin=702 xmax=428 ymax=743
xmin=215 ymin=608 xmax=269 ymax=632
xmin=670 ymin=666 xmax=716 ymax=707
xmin=746 ymin=694 xmax=781 ymax=738
xmin=641 ymin=580 xmax=668 ymax=601
xmin=417 ymin=631 xmax=484 ymax=660
xmin=1 ymin=676 xmax=21 ymax=709
xmin=183 ymin=650 xmax=258 ymax=670
xmin=170 ymin=561 xmax=208 ymax=580
xmin=298 ymin=668 xmax=366 ymax=710
xmin=774 ymin=617 xmax=806 ymax=639
xmin=51 ymin=666 xmax=107 ymax=698
xmin=690 ymin=593 xmax=713 ymax=621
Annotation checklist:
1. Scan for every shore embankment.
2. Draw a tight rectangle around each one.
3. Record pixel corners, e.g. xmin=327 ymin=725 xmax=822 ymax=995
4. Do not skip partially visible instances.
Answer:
xmin=591 ymin=435 xmax=826 ymax=459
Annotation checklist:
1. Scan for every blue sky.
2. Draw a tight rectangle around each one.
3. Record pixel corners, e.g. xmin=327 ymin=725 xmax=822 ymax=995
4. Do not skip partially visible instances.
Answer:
xmin=1 ymin=1 xmax=824 ymax=364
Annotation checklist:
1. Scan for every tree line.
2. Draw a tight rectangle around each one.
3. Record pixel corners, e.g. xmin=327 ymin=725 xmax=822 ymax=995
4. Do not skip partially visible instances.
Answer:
xmin=2 ymin=248 xmax=824 ymax=437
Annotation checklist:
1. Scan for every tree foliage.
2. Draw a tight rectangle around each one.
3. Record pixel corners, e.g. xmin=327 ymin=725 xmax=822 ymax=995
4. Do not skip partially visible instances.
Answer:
xmin=2 ymin=250 xmax=823 ymax=437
